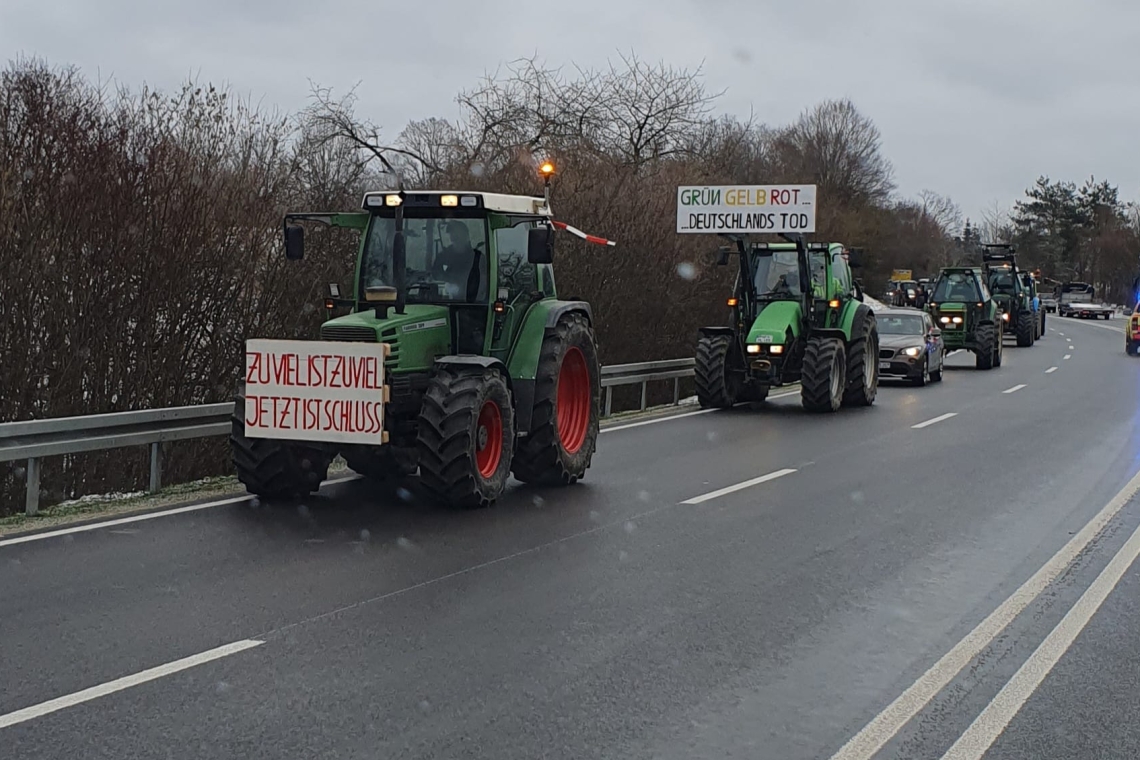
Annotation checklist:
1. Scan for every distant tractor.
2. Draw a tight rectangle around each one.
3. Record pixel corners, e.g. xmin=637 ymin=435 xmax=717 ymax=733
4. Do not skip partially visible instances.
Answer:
xmin=981 ymin=244 xmax=1037 ymax=347
xmin=927 ymin=266 xmax=1004 ymax=369
xmin=231 ymin=163 xmax=615 ymax=508
xmin=693 ymin=235 xmax=878 ymax=413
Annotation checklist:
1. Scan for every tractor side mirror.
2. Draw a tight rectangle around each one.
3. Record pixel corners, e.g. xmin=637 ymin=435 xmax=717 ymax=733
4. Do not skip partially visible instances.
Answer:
xmin=847 ymin=247 xmax=865 ymax=268
xmin=716 ymin=246 xmax=732 ymax=266
xmin=527 ymin=226 xmax=554 ymax=264
xmin=284 ymin=225 xmax=304 ymax=260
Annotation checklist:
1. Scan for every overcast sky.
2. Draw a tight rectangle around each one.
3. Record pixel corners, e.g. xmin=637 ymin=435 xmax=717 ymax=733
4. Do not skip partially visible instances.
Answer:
xmin=4 ymin=0 xmax=1138 ymax=226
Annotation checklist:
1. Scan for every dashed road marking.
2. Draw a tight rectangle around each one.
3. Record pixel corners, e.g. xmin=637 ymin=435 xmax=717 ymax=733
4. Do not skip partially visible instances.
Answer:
xmin=681 ymin=468 xmax=797 ymax=505
xmin=912 ymin=413 xmax=957 ymax=429
xmin=1045 ymin=367 xmax=1058 ymax=374
xmin=1002 ymin=384 xmax=1026 ymax=394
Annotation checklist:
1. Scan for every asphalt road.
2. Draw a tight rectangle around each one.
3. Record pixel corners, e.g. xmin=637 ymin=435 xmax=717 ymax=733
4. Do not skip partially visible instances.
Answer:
xmin=3 ymin=313 xmax=1140 ymax=759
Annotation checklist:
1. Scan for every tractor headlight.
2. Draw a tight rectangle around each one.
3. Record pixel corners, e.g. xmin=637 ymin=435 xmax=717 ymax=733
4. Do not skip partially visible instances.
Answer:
xmin=903 ymin=346 xmax=922 ymax=357
xmin=940 ymin=316 xmax=951 ymax=324
xmin=1002 ymin=312 xmax=1010 ymax=321
xmin=952 ymin=316 xmax=963 ymax=324
xmin=769 ymin=345 xmax=785 ymax=355
xmin=747 ymin=344 xmax=761 ymax=354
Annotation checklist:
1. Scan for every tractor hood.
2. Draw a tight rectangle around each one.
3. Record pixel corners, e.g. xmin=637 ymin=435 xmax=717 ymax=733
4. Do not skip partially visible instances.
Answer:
xmin=320 ymin=304 xmax=452 ymax=373
xmin=746 ymin=300 xmax=802 ymax=345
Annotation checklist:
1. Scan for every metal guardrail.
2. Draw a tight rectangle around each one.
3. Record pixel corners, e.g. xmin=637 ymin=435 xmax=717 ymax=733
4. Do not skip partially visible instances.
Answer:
xmin=3 ymin=359 xmax=696 ymax=515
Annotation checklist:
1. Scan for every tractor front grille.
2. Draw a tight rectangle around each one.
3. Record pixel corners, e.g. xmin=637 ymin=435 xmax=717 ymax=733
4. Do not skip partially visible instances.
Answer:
xmin=320 ymin=325 xmax=378 ymax=342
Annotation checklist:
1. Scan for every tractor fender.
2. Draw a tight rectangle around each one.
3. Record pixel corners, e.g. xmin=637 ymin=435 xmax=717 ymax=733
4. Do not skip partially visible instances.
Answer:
xmin=810 ymin=328 xmax=849 ymax=343
xmin=545 ymin=301 xmax=593 ymax=327
xmin=433 ymin=354 xmax=511 ymax=383
xmin=838 ymin=302 xmax=875 ymax=336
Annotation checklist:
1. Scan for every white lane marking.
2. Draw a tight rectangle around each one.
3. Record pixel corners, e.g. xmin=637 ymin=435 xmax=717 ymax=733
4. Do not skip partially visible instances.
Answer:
xmin=1059 ymin=332 xmax=1065 ymax=336
xmin=828 ymin=465 xmax=1140 ymax=760
xmin=603 ymin=408 xmax=716 ymax=432
xmin=681 ymin=468 xmax=796 ymax=505
xmin=1064 ymin=354 xmax=1072 ymax=360
xmin=603 ymin=390 xmax=800 ymax=433
xmin=0 ymin=639 xmax=264 ymax=730
xmin=0 ymin=476 xmax=360 ymax=549
xmin=1045 ymin=367 xmax=1058 ymax=374
xmin=911 ymin=413 xmax=957 ymax=429
xmin=939 ymin=519 xmax=1140 ymax=760
xmin=1002 ymin=384 xmax=1027 ymax=394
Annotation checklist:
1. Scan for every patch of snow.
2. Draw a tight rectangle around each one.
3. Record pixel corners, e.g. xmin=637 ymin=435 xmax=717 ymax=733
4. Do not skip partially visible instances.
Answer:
xmin=57 ymin=490 xmax=146 ymax=507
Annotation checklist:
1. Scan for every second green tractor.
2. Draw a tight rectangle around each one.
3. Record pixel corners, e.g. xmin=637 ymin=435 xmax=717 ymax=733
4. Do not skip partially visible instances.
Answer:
xmin=694 ymin=234 xmax=879 ymax=413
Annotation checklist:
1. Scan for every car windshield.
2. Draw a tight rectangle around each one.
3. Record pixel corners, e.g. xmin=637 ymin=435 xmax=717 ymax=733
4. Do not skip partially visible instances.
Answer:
xmin=879 ymin=315 xmax=926 ymax=335
xmin=932 ymin=272 xmax=981 ymax=302
xmin=361 ymin=213 xmax=489 ymax=303
xmin=751 ymin=250 xmax=827 ymax=299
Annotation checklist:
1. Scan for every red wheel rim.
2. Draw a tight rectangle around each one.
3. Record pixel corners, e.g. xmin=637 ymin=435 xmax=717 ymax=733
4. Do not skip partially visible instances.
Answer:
xmin=557 ymin=347 xmax=591 ymax=454
xmin=475 ymin=400 xmax=503 ymax=478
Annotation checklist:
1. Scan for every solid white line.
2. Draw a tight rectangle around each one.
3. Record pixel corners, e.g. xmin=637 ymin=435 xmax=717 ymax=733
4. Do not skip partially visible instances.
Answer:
xmin=828 ymin=465 xmax=1140 ymax=760
xmin=940 ymin=519 xmax=1140 ymax=759
xmin=0 ymin=475 xmax=360 ymax=549
xmin=1002 ymin=384 xmax=1027 ymax=394
xmin=603 ymin=389 xmax=801 ymax=433
xmin=1045 ymin=367 xmax=1058 ymax=374
xmin=1064 ymin=354 xmax=1072 ymax=360
xmin=0 ymin=640 xmax=264 ymax=730
xmin=911 ymin=412 xmax=957 ymax=429
xmin=681 ymin=468 xmax=796 ymax=505
xmin=602 ymin=408 xmax=716 ymax=432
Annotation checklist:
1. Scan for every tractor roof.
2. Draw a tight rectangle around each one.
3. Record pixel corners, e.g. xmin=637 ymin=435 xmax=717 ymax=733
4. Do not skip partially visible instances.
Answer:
xmin=939 ymin=266 xmax=984 ymax=274
xmin=360 ymin=190 xmax=552 ymax=216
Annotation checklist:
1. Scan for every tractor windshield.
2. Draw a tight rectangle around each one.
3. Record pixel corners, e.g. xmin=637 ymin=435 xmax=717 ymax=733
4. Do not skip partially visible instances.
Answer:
xmin=988 ymin=269 xmax=1018 ymax=295
xmin=751 ymin=250 xmax=827 ymax=299
xmin=361 ymin=213 xmax=490 ymax=303
xmin=932 ymin=272 xmax=982 ymax=302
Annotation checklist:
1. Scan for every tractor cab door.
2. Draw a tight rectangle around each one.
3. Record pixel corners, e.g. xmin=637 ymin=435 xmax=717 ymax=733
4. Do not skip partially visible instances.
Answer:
xmin=489 ymin=217 xmax=545 ymax=363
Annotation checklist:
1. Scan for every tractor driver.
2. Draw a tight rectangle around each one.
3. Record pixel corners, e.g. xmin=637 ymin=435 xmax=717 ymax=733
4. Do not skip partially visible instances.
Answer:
xmin=433 ymin=220 xmax=485 ymax=301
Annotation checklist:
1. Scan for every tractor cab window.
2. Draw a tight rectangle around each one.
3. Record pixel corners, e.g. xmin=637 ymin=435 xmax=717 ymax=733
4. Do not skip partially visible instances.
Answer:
xmin=361 ymin=213 xmax=489 ymax=303
xmin=988 ymin=269 xmax=1017 ymax=295
xmin=494 ymin=221 xmax=538 ymax=303
xmin=831 ymin=251 xmax=852 ymax=293
xmin=752 ymin=250 xmax=827 ymax=299
xmin=932 ymin=272 xmax=982 ymax=302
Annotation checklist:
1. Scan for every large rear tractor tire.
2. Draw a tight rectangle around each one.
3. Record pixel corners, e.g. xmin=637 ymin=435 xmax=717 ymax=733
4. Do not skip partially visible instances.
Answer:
xmin=801 ymin=336 xmax=847 ymax=413
xmin=1016 ymin=312 xmax=1034 ymax=347
xmin=417 ymin=367 xmax=515 ymax=508
xmin=843 ymin=306 xmax=878 ymax=407
xmin=975 ymin=324 xmax=996 ymax=370
xmin=994 ymin=322 xmax=1004 ymax=366
xmin=694 ymin=333 xmax=740 ymax=409
xmin=1040 ymin=310 xmax=1047 ymax=337
xmin=230 ymin=384 xmax=334 ymax=498
xmin=512 ymin=312 xmax=601 ymax=486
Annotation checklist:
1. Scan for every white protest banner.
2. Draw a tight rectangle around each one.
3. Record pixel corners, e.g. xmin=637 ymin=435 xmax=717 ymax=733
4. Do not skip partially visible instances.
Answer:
xmin=243 ymin=339 xmax=389 ymax=445
xmin=676 ymin=185 xmax=816 ymax=234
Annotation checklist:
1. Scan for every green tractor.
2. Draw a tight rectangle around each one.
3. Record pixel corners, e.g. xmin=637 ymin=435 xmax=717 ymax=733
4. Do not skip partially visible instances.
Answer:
xmin=230 ymin=164 xmax=613 ymax=508
xmin=981 ymin=244 xmax=1037 ymax=347
xmin=694 ymin=234 xmax=879 ymax=413
xmin=927 ymin=266 xmax=1004 ymax=369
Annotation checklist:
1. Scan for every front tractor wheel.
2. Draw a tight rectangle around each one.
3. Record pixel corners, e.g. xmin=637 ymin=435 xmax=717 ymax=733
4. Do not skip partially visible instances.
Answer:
xmin=843 ymin=306 xmax=878 ymax=407
xmin=801 ymin=336 xmax=847 ymax=413
xmin=1016 ymin=312 xmax=1035 ymax=347
xmin=694 ymin=333 xmax=741 ymax=409
xmin=975 ymin=324 xmax=996 ymax=369
xmin=230 ymin=384 xmax=334 ymax=499
xmin=513 ymin=312 xmax=601 ymax=486
xmin=416 ymin=367 xmax=515 ymax=508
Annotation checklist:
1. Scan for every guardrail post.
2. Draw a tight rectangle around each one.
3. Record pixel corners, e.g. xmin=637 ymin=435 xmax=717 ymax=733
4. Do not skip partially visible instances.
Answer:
xmin=673 ymin=378 xmax=680 ymax=405
xmin=25 ymin=457 xmax=39 ymax=516
xmin=640 ymin=381 xmax=647 ymax=411
xmin=149 ymin=442 xmax=162 ymax=493
xmin=604 ymin=387 xmax=613 ymax=417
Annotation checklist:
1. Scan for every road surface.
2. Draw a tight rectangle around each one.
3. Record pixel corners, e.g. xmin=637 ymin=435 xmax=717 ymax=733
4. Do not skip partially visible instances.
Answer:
xmin=3 ymin=314 xmax=1139 ymax=759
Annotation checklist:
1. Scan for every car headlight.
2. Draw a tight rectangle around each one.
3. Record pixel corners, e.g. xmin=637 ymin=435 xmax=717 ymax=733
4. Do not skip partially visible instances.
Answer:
xmin=903 ymin=346 xmax=922 ymax=357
